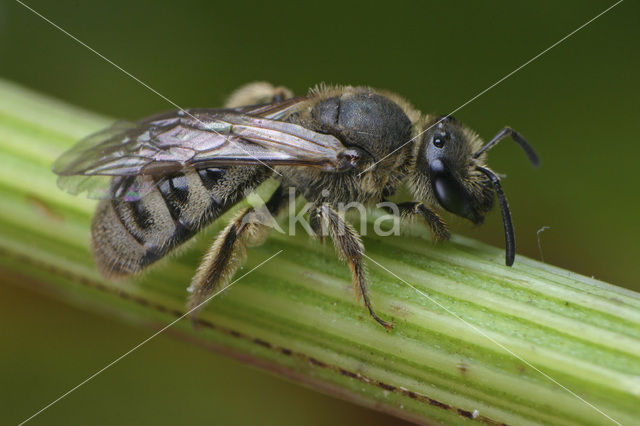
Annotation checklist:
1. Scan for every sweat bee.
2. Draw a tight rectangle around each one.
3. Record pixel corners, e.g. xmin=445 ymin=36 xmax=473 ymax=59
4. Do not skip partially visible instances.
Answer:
xmin=53 ymin=82 xmax=539 ymax=328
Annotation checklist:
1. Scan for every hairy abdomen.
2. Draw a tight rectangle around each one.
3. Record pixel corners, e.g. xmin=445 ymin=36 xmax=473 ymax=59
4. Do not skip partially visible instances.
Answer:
xmin=91 ymin=166 xmax=269 ymax=276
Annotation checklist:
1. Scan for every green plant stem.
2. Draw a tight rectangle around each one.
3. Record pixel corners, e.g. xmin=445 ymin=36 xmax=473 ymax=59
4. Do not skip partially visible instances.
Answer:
xmin=1 ymin=79 xmax=639 ymax=426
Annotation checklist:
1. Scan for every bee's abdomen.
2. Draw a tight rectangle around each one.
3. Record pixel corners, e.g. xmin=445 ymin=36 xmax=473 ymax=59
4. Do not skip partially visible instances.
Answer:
xmin=91 ymin=166 xmax=268 ymax=277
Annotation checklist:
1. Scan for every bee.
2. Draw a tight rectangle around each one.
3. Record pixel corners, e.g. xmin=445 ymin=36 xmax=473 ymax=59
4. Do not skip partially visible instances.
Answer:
xmin=53 ymin=82 xmax=539 ymax=328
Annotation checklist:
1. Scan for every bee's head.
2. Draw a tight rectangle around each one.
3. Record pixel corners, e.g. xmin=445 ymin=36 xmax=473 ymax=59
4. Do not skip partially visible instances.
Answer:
xmin=413 ymin=116 xmax=539 ymax=265
xmin=416 ymin=116 xmax=491 ymax=224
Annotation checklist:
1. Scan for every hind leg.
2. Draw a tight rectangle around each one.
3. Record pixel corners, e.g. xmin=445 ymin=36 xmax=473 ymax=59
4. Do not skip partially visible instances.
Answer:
xmin=225 ymin=82 xmax=293 ymax=108
xmin=187 ymin=185 xmax=289 ymax=318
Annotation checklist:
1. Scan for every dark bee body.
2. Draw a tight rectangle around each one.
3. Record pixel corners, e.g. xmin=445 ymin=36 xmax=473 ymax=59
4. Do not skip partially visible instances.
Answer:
xmin=54 ymin=82 xmax=539 ymax=328
xmin=92 ymin=86 xmax=417 ymax=275
xmin=92 ymin=165 xmax=269 ymax=276
xmin=281 ymin=88 xmax=416 ymax=204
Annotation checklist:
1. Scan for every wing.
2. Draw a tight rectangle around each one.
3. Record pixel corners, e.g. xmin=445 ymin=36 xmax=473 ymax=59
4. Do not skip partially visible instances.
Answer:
xmin=53 ymin=99 xmax=348 ymax=200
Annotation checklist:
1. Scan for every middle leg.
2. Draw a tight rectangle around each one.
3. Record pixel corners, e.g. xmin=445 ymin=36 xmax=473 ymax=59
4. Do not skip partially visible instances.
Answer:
xmin=316 ymin=204 xmax=392 ymax=329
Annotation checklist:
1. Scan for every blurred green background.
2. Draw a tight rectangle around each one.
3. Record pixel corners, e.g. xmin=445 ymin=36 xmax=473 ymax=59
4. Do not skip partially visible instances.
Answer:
xmin=1 ymin=0 xmax=638 ymax=424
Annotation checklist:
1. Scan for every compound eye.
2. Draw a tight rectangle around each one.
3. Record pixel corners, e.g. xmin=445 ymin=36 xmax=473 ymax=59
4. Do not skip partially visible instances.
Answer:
xmin=429 ymin=159 xmax=483 ymax=224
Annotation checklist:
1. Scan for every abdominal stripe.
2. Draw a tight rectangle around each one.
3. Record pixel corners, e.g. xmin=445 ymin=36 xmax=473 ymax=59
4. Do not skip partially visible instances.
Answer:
xmin=153 ymin=169 xmax=227 ymax=248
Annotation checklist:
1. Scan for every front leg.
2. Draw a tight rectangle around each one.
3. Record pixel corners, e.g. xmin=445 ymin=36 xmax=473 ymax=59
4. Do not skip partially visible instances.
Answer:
xmin=316 ymin=204 xmax=392 ymax=329
xmin=384 ymin=201 xmax=450 ymax=241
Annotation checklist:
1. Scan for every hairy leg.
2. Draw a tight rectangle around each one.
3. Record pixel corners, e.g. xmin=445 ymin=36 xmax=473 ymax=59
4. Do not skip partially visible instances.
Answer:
xmin=225 ymin=82 xmax=293 ymax=108
xmin=384 ymin=201 xmax=450 ymax=241
xmin=186 ymin=83 xmax=296 ymax=318
xmin=187 ymin=185 xmax=287 ymax=318
xmin=315 ymin=204 xmax=392 ymax=329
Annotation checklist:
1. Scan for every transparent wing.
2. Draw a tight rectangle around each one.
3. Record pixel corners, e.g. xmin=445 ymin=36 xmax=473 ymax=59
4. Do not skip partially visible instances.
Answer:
xmin=53 ymin=100 xmax=347 ymax=201
xmin=56 ymin=174 xmax=161 ymax=201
